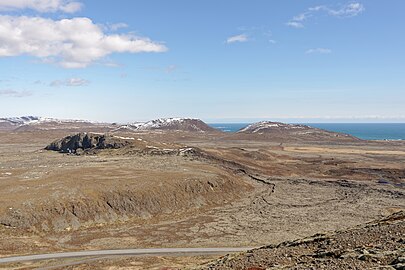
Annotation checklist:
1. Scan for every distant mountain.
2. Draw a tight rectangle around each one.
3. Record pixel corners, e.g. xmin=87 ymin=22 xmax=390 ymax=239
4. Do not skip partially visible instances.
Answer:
xmin=113 ymin=118 xmax=218 ymax=133
xmin=236 ymin=121 xmax=359 ymax=142
xmin=238 ymin=121 xmax=311 ymax=133
xmin=0 ymin=116 xmax=110 ymax=132
xmin=110 ymin=124 xmax=141 ymax=133
xmin=1 ymin=116 xmax=218 ymax=133
xmin=0 ymin=116 xmax=40 ymax=125
xmin=0 ymin=116 xmax=40 ymax=131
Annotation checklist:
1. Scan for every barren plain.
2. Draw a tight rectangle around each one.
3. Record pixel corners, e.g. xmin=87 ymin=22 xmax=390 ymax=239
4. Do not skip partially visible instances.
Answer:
xmin=0 ymin=126 xmax=404 ymax=269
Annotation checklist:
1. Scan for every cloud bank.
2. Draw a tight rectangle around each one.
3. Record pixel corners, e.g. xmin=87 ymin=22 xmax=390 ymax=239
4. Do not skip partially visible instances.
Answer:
xmin=0 ymin=16 xmax=168 ymax=68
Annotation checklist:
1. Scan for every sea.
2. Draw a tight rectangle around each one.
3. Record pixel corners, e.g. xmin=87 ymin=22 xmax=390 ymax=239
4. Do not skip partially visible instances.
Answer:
xmin=209 ymin=123 xmax=405 ymax=141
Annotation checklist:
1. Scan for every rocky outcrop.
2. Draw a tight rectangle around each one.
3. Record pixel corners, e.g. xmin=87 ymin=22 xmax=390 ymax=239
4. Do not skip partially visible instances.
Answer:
xmin=45 ymin=133 xmax=133 ymax=153
xmin=198 ymin=211 xmax=405 ymax=270
xmin=45 ymin=132 xmax=211 ymax=157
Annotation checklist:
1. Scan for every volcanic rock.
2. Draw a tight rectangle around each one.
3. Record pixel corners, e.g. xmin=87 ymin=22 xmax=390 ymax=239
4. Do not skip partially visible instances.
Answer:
xmin=45 ymin=132 xmax=132 ymax=153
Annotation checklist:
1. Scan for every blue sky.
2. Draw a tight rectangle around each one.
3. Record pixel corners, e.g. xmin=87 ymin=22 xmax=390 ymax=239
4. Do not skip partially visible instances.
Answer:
xmin=0 ymin=0 xmax=404 ymax=123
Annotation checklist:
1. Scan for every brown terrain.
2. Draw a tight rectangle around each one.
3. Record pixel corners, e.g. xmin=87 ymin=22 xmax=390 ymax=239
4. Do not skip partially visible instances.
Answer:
xmin=0 ymin=118 xmax=404 ymax=269
xmin=197 ymin=211 xmax=405 ymax=270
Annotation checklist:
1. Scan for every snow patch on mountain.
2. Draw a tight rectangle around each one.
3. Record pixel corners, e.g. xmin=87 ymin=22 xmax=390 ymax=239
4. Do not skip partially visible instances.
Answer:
xmin=0 ymin=116 xmax=93 ymax=125
xmin=0 ymin=116 xmax=41 ymax=125
xmin=113 ymin=118 xmax=216 ymax=132
xmin=238 ymin=121 xmax=308 ymax=133
xmin=135 ymin=118 xmax=196 ymax=130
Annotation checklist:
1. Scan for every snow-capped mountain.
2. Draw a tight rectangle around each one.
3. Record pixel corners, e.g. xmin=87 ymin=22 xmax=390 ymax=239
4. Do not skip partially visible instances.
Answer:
xmin=0 ymin=116 xmax=41 ymax=130
xmin=238 ymin=121 xmax=308 ymax=133
xmin=0 ymin=116 xmax=91 ymax=125
xmin=0 ymin=116 xmax=217 ymax=133
xmin=113 ymin=118 xmax=217 ymax=132
xmin=0 ymin=116 xmax=41 ymax=126
xmin=0 ymin=116 xmax=108 ymax=131
xmin=236 ymin=121 xmax=358 ymax=141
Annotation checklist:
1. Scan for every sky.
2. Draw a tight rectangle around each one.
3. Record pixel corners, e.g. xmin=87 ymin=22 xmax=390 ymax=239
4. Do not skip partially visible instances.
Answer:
xmin=0 ymin=0 xmax=404 ymax=123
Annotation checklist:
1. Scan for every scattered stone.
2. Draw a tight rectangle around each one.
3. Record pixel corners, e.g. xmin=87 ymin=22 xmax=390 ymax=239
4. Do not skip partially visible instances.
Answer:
xmin=196 ymin=211 xmax=405 ymax=270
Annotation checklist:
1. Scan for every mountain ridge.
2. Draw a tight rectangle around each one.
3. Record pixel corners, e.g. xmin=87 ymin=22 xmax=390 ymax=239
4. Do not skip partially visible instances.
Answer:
xmin=234 ymin=120 xmax=360 ymax=142
xmin=113 ymin=117 xmax=218 ymax=133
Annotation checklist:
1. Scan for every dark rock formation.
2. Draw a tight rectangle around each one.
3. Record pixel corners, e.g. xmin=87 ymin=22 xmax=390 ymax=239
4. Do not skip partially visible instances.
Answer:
xmin=45 ymin=133 xmax=132 ymax=153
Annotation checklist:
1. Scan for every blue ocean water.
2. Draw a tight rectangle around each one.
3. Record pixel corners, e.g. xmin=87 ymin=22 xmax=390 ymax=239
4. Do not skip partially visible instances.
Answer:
xmin=209 ymin=123 xmax=405 ymax=140
xmin=209 ymin=123 xmax=249 ymax=133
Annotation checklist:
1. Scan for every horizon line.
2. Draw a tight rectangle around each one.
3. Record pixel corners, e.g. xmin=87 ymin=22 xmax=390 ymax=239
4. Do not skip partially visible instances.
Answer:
xmin=2 ymin=115 xmax=405 ymax=124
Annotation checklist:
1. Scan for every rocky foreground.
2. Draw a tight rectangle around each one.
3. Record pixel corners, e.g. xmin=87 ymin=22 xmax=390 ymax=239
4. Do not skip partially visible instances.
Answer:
xmin=196 ymin=211 xmax=405 ymax=270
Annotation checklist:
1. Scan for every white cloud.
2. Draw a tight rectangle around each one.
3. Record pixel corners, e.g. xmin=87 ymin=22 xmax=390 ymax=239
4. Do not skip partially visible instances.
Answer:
xmin=0 ymin=16 xmax=168 ymax=68
xmin=307 ymin=3 xmax=365 ymax=17
xmin=286 ymin=21 xmax=304 ymax=28
xmin=287 ymin=2 xmax=364 ymax=28
xmin=286 ymin=11 xmax=310 ymax=28
xmin=306 ymin=48 xmax=332 ymax=54
xmin=293 ymin=13 xmax=310 ymax=22
xmin=165 ymin=65 xmax=177 ymax=73
xmin=226 ymin=34 xmax=248 ymax=44
xmin=0 ymin=89 xmax=32 ymax=97
xmin=327 ymin=3 xmax=365 ymax=17
xmin=50 ymin=77 xmax=89 ymax=87
xmin=308 ymin=6 xmax=324 ymax=12
xmin=107 ymin=23 xmax=128 ymax=31
xmin=0 ymin=0 xmax=82 ymax=13
xmin=262 ymin=30 xmax=277 ymax=44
